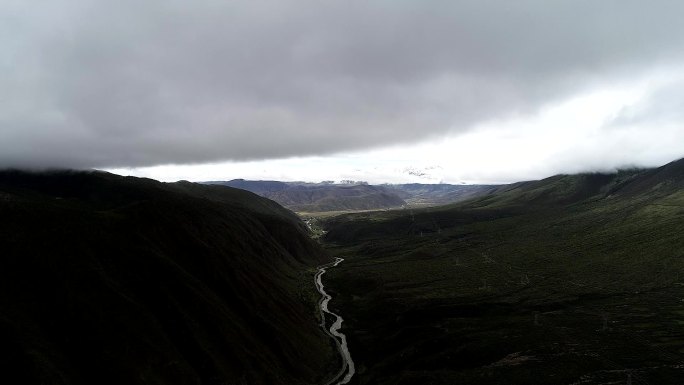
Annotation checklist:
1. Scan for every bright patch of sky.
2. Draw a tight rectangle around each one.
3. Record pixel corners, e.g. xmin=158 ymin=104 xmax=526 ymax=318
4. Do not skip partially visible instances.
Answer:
xmin=109 ymin=70 xmax=684 ymax=184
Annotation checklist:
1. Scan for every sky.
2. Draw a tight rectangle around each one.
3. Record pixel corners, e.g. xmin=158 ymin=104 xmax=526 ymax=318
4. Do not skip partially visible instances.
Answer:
xmin=3 ymin=1 xmax=684 ymax=184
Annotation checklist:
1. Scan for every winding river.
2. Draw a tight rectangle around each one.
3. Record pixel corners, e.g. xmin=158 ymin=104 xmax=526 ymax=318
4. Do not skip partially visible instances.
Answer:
xmin=315 ymin=257 xmax=355 ymax=385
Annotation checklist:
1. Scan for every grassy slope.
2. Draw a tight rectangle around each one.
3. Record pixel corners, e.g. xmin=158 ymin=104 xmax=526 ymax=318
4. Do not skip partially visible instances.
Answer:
xmin=321 ymin=159 xmax=684 ymax=385
xmin=385 ymin=184 xmax=502 ymax=207
xmin=0 ymin=171 xmax=335 ymax=385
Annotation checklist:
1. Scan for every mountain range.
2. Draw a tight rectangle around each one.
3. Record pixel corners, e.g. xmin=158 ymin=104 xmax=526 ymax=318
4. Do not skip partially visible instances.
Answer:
xmin=205 ymin=180 xmax=500 ymax=213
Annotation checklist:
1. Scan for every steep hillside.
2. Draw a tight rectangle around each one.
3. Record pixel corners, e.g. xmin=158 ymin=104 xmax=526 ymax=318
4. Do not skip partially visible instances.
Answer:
xmin=0 ymin=171 xmax=335 ymax=385
xmin=320 ymin=159 xmax=684 ymax=385
xmin=206 ymin=180 xmax=406 ymax=212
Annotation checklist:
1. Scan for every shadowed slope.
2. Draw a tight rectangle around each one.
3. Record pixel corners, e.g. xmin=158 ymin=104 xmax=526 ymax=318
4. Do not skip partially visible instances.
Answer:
xmin=0 ymin=171 xmax=334 ymax=385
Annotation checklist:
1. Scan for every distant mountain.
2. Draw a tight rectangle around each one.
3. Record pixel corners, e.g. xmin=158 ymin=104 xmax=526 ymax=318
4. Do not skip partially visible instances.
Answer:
xmin=205 ymin=180 xmax=406 ymax=212
xmin=213 ymin=179 xmax=290 ymax=195
xmin=0 ymin=171 xmax=335 ymax=385
xmin=205 ymin=180 xmax=502 ymax=212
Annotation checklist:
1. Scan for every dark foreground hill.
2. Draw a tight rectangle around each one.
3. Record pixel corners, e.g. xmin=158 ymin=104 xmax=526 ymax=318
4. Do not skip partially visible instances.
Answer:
xmin=321 ymin=158 xmax=684 ymax=385
xmin=206 ymin=180 xmax=406 ymax=212
xmin=0 ymin=171 xmax=335 ymax=385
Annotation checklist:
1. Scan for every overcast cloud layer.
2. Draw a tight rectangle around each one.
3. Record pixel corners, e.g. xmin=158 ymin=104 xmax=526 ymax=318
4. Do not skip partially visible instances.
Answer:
xmin=2 ymin=0 xmax=684 ymax=169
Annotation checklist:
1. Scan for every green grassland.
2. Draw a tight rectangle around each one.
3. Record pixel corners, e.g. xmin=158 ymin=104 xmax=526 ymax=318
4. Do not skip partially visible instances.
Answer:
xmin=320 ymin=159 xmax=684 ymax=384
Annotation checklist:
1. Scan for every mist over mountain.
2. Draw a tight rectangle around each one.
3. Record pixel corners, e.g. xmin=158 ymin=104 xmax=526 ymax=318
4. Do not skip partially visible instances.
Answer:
xmin=4 ymin=1 xmax=684 ymax=171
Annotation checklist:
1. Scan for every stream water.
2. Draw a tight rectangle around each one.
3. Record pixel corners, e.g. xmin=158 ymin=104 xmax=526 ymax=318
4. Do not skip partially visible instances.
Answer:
xmin=315 ymin=257 xmax=355 ymax=385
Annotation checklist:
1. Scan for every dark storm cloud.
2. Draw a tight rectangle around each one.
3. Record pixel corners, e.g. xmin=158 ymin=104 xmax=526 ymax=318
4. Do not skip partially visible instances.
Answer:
xmin=2 ymin=0 xmax=684 ymax=168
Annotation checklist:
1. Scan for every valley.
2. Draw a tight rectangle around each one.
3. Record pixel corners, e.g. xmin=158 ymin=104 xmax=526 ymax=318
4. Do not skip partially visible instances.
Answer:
xmin=6 ymin=2 xmax=684 ymax=384
xmin=2 ymin=159 xmax=683 ymax=385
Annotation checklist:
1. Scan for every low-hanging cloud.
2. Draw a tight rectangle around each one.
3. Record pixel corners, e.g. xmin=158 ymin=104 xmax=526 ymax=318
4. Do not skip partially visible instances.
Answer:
xmin=2 ymin=0 xmax=684 ymax=168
